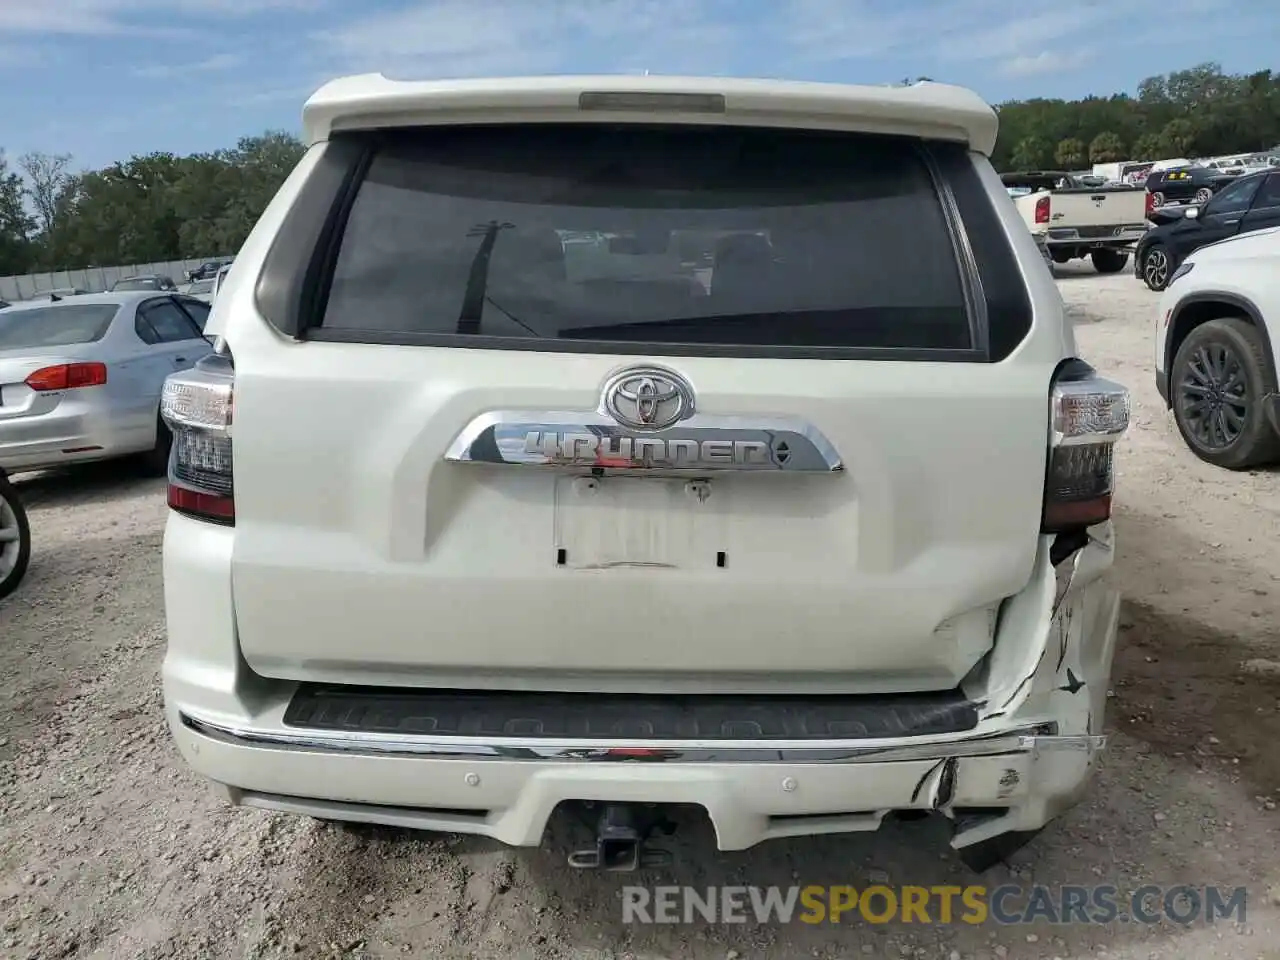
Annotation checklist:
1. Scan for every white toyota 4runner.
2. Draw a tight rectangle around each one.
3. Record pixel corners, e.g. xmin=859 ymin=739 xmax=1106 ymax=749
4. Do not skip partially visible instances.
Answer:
xmin=160 ymin=74 xmax=1130 ymax=872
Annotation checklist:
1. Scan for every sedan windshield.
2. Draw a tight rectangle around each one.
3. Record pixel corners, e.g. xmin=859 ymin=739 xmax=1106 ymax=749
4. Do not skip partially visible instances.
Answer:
xmin=0 ymin=304 xmax=119 ymax=350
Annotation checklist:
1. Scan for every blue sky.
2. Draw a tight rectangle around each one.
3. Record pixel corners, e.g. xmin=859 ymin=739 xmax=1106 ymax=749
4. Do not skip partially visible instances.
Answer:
xmin=0 ymin=0 xmax=1275 ymax=171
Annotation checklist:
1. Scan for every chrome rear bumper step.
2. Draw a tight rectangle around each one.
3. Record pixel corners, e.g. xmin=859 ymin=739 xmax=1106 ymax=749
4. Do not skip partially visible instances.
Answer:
xmin=180 ymin=711 xmax=1105 ymax=764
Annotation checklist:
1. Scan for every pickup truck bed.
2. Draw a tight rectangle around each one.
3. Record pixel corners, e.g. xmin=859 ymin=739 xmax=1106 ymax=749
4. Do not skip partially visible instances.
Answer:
xmin=1003 ymin=171 xmax=1150 ymax=274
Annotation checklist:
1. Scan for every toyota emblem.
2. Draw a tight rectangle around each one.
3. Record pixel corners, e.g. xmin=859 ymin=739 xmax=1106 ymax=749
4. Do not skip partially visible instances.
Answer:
xmin=602 ymin=366 xmax=695 ymax=430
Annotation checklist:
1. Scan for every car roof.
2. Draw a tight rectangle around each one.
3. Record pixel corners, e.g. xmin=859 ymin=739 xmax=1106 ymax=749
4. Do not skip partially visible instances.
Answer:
xmin=1230 ymin=169 xmax=1270 ymax=184
xmin=303 ymin=74 xmax=1000 ymax=156
xmin=0 ymin=291 xmax=163 ymax=312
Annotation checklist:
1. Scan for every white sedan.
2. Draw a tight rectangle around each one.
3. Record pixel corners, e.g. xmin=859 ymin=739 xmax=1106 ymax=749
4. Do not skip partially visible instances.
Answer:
xmin=0 ymin=290 xmax=214 ymax=475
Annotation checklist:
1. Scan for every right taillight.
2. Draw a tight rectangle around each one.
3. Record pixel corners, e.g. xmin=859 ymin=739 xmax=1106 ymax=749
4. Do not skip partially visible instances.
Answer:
xmin=1042 ymin=365 xmax=1130 ymax=533
xmin=160 ymin=351 xmax=235 ymax=525
xmin=1144 ymin=191 xmax=1156 ymax=216
xmin=1034 ymin=194 xmax=1051 ymax=224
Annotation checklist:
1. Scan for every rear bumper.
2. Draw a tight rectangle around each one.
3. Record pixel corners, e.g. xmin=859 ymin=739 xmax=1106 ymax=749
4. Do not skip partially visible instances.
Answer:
xmin=1045 ymin=226 xmax=1147 ymax=247
xmin=162 ymin=512 xmax=1122 ymax=853
xmin=0 ymin=400 xmax=150 ymax=473
xmin=175 ymin=711 xmax=1105 ymax=850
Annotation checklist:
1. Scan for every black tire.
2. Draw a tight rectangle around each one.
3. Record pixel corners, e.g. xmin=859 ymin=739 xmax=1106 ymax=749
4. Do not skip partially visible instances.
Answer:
xmin=139 ymin=414 xmax=173 ymax=476
xmin=1090 ymin=248 xmax=1129 ymax=274
xmin=1049 ymin=248 xmax=1073 ymax=265
xmin=1141 ymin=244 xmax=1172 ymax=291
xmin=1170 ymin=317 xmax=1280 ymax=470
xmin=1149 ymin=191 xmax=1166 ymax=208
xmin=0 ymin=473 xmax=32 ymax=600
xmin=1193 ymin=187 xmax=1214 ymax=205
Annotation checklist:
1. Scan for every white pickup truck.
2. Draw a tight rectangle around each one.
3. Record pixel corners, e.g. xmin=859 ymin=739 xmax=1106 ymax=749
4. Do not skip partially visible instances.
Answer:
xmin=1003 ymin=171 xmax=1151 ymax=274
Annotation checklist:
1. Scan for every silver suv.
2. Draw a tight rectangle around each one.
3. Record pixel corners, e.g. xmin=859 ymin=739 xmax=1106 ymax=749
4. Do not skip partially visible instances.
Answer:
xmin=159 ymin=75 xmax=1130 ymax=872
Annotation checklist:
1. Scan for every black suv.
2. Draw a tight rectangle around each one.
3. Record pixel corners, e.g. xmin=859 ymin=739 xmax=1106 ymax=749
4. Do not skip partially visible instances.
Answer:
xmin=187 ymin=258 xmax=233 ymax=282
xmin=1146 ymin=165 xmax=1239 ymax=208
xmin=1135 ymin=170 xmax=1280 ymax=290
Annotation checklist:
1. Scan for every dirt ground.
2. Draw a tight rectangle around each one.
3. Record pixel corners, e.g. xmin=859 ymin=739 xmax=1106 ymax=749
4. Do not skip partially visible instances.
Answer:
xmin=2 ymin=262 xmax=1279 ymax=960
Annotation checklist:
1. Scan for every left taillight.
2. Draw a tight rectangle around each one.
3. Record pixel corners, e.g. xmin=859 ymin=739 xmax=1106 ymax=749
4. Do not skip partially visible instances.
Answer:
xmin=160 ymin=351 xmax=235 ymax=525
xmin=25 ymin=362 xmax=107 ymax=391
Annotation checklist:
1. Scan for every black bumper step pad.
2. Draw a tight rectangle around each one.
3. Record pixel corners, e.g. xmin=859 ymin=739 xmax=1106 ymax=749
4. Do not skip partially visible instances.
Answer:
xmin=283 ymin=684 xmax=979 ymax=741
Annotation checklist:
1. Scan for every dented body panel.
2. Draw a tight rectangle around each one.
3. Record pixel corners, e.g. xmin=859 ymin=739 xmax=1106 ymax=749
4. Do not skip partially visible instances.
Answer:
xmin=165 ymin=520 xmax=1119 ymax=855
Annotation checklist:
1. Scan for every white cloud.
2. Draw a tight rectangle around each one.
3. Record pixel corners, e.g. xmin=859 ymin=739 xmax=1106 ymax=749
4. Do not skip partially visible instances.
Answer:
xmin=0 ymin=43 xmax=51 ymax=68
xmin=774 ymin=0 xmax=1112 ymax=70
xmin=131 ymin=51 xmax=243 ymax=79
xmin=779 ymin=0 xmax=938 ymax=63
xmin=312 ymin=0 xmax=749 ymax=79
xmin=304 ymin=0 xmax=1131 ymax=83
xmin=1001 ymin=50 xmax=1094 ymax=78
xmin=0 ymin=0 xmax=322 ymax=36
xmin=222 ymin=79 xmax=328 ymax=108
xmin=314 ymin=0 xmax=557 ymax=76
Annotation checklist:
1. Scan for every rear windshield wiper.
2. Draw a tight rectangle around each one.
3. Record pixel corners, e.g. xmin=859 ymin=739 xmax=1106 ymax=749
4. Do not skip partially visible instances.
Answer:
xmin=456 ymin=220 xmax=513 ymax=334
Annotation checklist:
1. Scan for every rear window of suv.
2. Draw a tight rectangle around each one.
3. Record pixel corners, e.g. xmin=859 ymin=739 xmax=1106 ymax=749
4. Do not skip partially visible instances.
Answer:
xmin=312 ymin=124 xmax=982 ymax=357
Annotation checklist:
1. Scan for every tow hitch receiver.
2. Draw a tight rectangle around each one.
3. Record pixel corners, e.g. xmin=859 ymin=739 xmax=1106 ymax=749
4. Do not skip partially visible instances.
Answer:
xmin=567 ymin=804 xmax=676 ymax=871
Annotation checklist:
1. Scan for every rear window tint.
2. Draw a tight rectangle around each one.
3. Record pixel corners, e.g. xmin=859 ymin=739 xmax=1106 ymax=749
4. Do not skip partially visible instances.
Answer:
xmin=317 ymin=124 xmax=974 ymax=354
xmin=0 ymin=304 xmax=118 ymax=350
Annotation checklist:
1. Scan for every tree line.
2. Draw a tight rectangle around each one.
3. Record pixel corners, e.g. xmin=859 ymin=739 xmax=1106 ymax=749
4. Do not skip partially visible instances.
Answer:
xmin=0 ymin=132 xmax=305 ymax=277
xmin=991 ymin=62 xmax=1280 ymax=171
xmin=2 ymin=61 xmax=1279 ymax=277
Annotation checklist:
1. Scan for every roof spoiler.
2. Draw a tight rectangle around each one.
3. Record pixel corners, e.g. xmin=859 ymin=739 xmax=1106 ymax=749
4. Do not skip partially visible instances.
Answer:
xmin=301 ymin=73 xmax=1000 ymax=156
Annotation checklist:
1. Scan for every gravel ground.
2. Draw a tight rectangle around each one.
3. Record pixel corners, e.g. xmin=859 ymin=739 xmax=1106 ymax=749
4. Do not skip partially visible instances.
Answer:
xmin=2 ymin=262 xmax=1279 ymax=960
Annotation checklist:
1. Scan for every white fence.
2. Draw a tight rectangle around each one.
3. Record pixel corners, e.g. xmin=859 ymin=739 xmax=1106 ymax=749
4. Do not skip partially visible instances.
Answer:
xmin=0 ymin=258 xmax=226 ymax=303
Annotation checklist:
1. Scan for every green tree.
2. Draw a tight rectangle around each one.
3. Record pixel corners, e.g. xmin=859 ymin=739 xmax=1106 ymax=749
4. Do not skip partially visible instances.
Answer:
xmin=1131 ymin=133 xmax=1164 ymax=161
xmin=19 ymin=131 xmax=305 ymax=271
xmin=0 ymin=151 xmax=35 ymax=275
xmin=19 ymin=151 xmax=73 ymax=236
xmin=1055 ymin=138 xmax=1086 ymax=168
xmin=1089 ymin=131 xmax=1126 ymax=163
xmin=1158 ymin=118 xmax=1196 ymax=157
xmin=1010 ymin=136 xmax=1052 ymax=170
xmin=989 ymin=62 xmax=1280 ymax=171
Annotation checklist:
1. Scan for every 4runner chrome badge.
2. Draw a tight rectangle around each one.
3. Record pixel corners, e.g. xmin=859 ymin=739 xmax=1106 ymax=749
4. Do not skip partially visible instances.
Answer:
xmin=443 ymin=365 xmax=842 ymax=472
